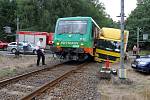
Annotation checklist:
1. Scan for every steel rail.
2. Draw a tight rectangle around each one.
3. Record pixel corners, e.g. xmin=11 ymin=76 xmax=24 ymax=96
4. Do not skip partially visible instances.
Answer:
xmin=0 ymin=62 xmax=66 ymax=88
xmin=21 ymin=62 xmax=89 ymax=100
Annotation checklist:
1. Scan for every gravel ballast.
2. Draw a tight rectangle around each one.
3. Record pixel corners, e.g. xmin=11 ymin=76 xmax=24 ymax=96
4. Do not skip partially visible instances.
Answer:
xmin=38 ymin=62 xmax=101 ymax=100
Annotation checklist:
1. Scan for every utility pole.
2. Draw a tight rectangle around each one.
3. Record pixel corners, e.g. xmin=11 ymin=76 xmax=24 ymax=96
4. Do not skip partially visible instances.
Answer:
xmin=17 ymin=17 xmax=19 ymax=32
xmin=137 ymin=27 xmax=140 ymax=54
xmin=16 ymin=17 xmax=19 ymax=56
xmin=119 ymin=0 xmax=126 ymax=79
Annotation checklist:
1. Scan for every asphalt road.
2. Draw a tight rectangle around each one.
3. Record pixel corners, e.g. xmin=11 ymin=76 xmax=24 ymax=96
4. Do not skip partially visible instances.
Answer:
xmin=0 ymin=50 xmax=14 ymax=56
xmin=0 ymin=50 xmax=55 ymax=58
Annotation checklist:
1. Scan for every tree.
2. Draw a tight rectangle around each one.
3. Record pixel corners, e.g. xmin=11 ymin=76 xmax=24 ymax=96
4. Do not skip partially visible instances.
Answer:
xmin=126 ymin=0 xmax=150 ymax=49
xmin=0 ymin=0 xmax=118 ymax=41
xmin=0 ymin=0 xmax=17 ymax=41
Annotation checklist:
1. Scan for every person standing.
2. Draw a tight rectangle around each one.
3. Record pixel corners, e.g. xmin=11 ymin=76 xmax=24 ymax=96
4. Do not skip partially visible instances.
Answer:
xmin=36 ymin=38 xmax=46 ymax=66
xmin=23 ymin=42 xmax=28 ymax=54
xmin=133 ymin=45 xmax=137 ymax=55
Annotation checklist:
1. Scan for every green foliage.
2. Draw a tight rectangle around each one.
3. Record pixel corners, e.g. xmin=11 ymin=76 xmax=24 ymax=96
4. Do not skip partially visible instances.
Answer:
xmin=0 ymin=0 xmax=118 ymax=41
xmin=139 ymin=50 xmax=150 ymax=55
xmin=126 ymin=0 xmax=150 ymax=49
xmin=0 ymin=0 xmax=17 ymax=41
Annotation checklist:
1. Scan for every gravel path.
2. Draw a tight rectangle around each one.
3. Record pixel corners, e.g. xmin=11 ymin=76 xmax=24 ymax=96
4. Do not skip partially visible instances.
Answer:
xmin=38 ymin=62 xmax=101 ymax=100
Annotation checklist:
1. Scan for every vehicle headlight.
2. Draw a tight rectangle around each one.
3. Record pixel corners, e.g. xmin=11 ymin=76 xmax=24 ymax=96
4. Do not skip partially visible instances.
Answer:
xmin=138 ymin=62 xmax=148 ymax=66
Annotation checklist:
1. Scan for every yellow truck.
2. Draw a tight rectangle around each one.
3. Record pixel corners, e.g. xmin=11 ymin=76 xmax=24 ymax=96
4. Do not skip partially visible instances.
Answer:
xmin=94 ymin=27 xmax=129 ymax=63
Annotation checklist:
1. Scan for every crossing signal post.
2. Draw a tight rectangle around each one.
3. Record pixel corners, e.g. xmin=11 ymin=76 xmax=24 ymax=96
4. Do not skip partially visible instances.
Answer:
xmin=119 ymin=0 xmax=126 ymax=79
xmin=15 ymin=17 xmax=20 ymax=56
xmin=137 ymin=27 xmax=140 ymax=54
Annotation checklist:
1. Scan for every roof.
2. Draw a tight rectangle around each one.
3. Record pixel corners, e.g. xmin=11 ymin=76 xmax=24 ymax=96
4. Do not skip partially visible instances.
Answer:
xmin=17 ymin=31 xmax=48 ymax=35
xmin=99 ymin=27 xmax=129 ymax=41
xmin=58 ymin=17 xmax=92 ymax=20
xmin=57 ymin=17 xmax=100 ymax=29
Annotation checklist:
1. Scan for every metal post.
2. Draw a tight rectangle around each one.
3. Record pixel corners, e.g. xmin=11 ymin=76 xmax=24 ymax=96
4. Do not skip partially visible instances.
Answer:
xmin=16 ymin=17 xmax=19 ymax=55
xmin=17 ymin=17 xmax=19 ymax=33
xmin=137 ymin=27 xmax=140 ymax=54
xmin=119 ymin=0 xmax=126 ymax=79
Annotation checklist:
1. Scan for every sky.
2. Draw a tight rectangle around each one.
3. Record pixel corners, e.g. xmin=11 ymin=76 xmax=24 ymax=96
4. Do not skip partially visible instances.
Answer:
xmin=99 ymin=0 xmax=137 ymax=21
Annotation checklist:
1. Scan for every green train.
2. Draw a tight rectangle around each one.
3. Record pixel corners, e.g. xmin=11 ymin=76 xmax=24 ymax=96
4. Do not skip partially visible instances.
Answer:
xmin=53 ymin=17 xmax=100 ymax=60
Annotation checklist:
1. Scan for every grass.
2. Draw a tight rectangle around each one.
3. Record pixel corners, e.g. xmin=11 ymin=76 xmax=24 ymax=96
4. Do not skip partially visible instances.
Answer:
xmin=0 ymin=55 xmax=34 ymax=78
xmin=0 ymin=54 xmax=53 ymax=78
xmin=139 ymin=50 xmax=150 ymax=55
xmin=99 ymin=83 xmax=150 ymax=100
xmin=0 ymin=67 xmax=17 ymax=77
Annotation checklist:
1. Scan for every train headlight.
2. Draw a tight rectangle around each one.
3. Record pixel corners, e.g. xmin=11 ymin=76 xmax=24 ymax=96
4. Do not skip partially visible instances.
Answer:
xmin=80 ymin=43 xmax=84 ymax=46
xmin=56 ymin=42 xmax=60 ymax=45
xmin=80 ymin=38 xmax=86 ymax=41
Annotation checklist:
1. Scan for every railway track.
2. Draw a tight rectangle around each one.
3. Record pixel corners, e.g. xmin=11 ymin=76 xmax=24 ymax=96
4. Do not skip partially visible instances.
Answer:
xmin=0 ymin=61 xmax=88 ymax=100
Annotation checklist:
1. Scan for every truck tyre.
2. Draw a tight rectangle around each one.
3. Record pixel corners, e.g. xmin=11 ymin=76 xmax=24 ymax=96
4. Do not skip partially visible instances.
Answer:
xmin=11 ymin=48 xmax=17 ymax=54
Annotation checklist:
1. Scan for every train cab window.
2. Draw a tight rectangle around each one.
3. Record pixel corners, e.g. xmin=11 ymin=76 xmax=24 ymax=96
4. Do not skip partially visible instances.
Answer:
xmin=95 ymin=28 xmax=99 ymax=39
xmin=92 ymin=25 xmax=99 ymax=39
xmin=92 ymin=25 xmax=94 ymax=38
xmin=57 ymin=20 xmax=87 ymax=34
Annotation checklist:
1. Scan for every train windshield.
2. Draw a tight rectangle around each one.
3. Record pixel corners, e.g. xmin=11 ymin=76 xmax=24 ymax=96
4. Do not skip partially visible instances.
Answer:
xmin=97 ymin=39 xmax=120 ymax=52
xmin=57 ymin=20 xmax=87 ymax=34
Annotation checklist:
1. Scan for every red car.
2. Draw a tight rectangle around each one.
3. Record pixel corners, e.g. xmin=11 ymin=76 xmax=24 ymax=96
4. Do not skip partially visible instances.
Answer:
xmin=0 ymin=41 xmax=8 ymax=49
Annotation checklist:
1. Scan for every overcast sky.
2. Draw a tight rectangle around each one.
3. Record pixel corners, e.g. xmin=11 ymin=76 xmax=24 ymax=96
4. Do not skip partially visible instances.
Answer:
xmin=99 ymin=0 xmax=137 ymax=21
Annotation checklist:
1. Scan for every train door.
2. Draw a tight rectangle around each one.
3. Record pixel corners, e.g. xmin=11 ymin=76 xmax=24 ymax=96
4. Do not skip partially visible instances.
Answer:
xmin=92 ymin=24 xmax=100 ymax=56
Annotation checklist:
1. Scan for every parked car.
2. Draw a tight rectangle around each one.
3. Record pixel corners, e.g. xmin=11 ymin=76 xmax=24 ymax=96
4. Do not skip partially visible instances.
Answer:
xmin=131 ymin=55 xmax=150 ymax=73
xmin=0 ymin=40 xmax=8 ymax=49
xmin=7 ymin=42 xmax=37 ymax=54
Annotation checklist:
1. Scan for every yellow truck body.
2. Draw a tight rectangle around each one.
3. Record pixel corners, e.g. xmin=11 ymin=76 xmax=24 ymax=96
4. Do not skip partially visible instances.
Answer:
xmin=95 ymin=27 xmax=129 ymax=63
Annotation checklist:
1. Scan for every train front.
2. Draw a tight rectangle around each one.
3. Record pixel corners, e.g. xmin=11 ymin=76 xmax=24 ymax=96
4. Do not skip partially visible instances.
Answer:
xmin=53 ymin=17 xmax=92 ymax=61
